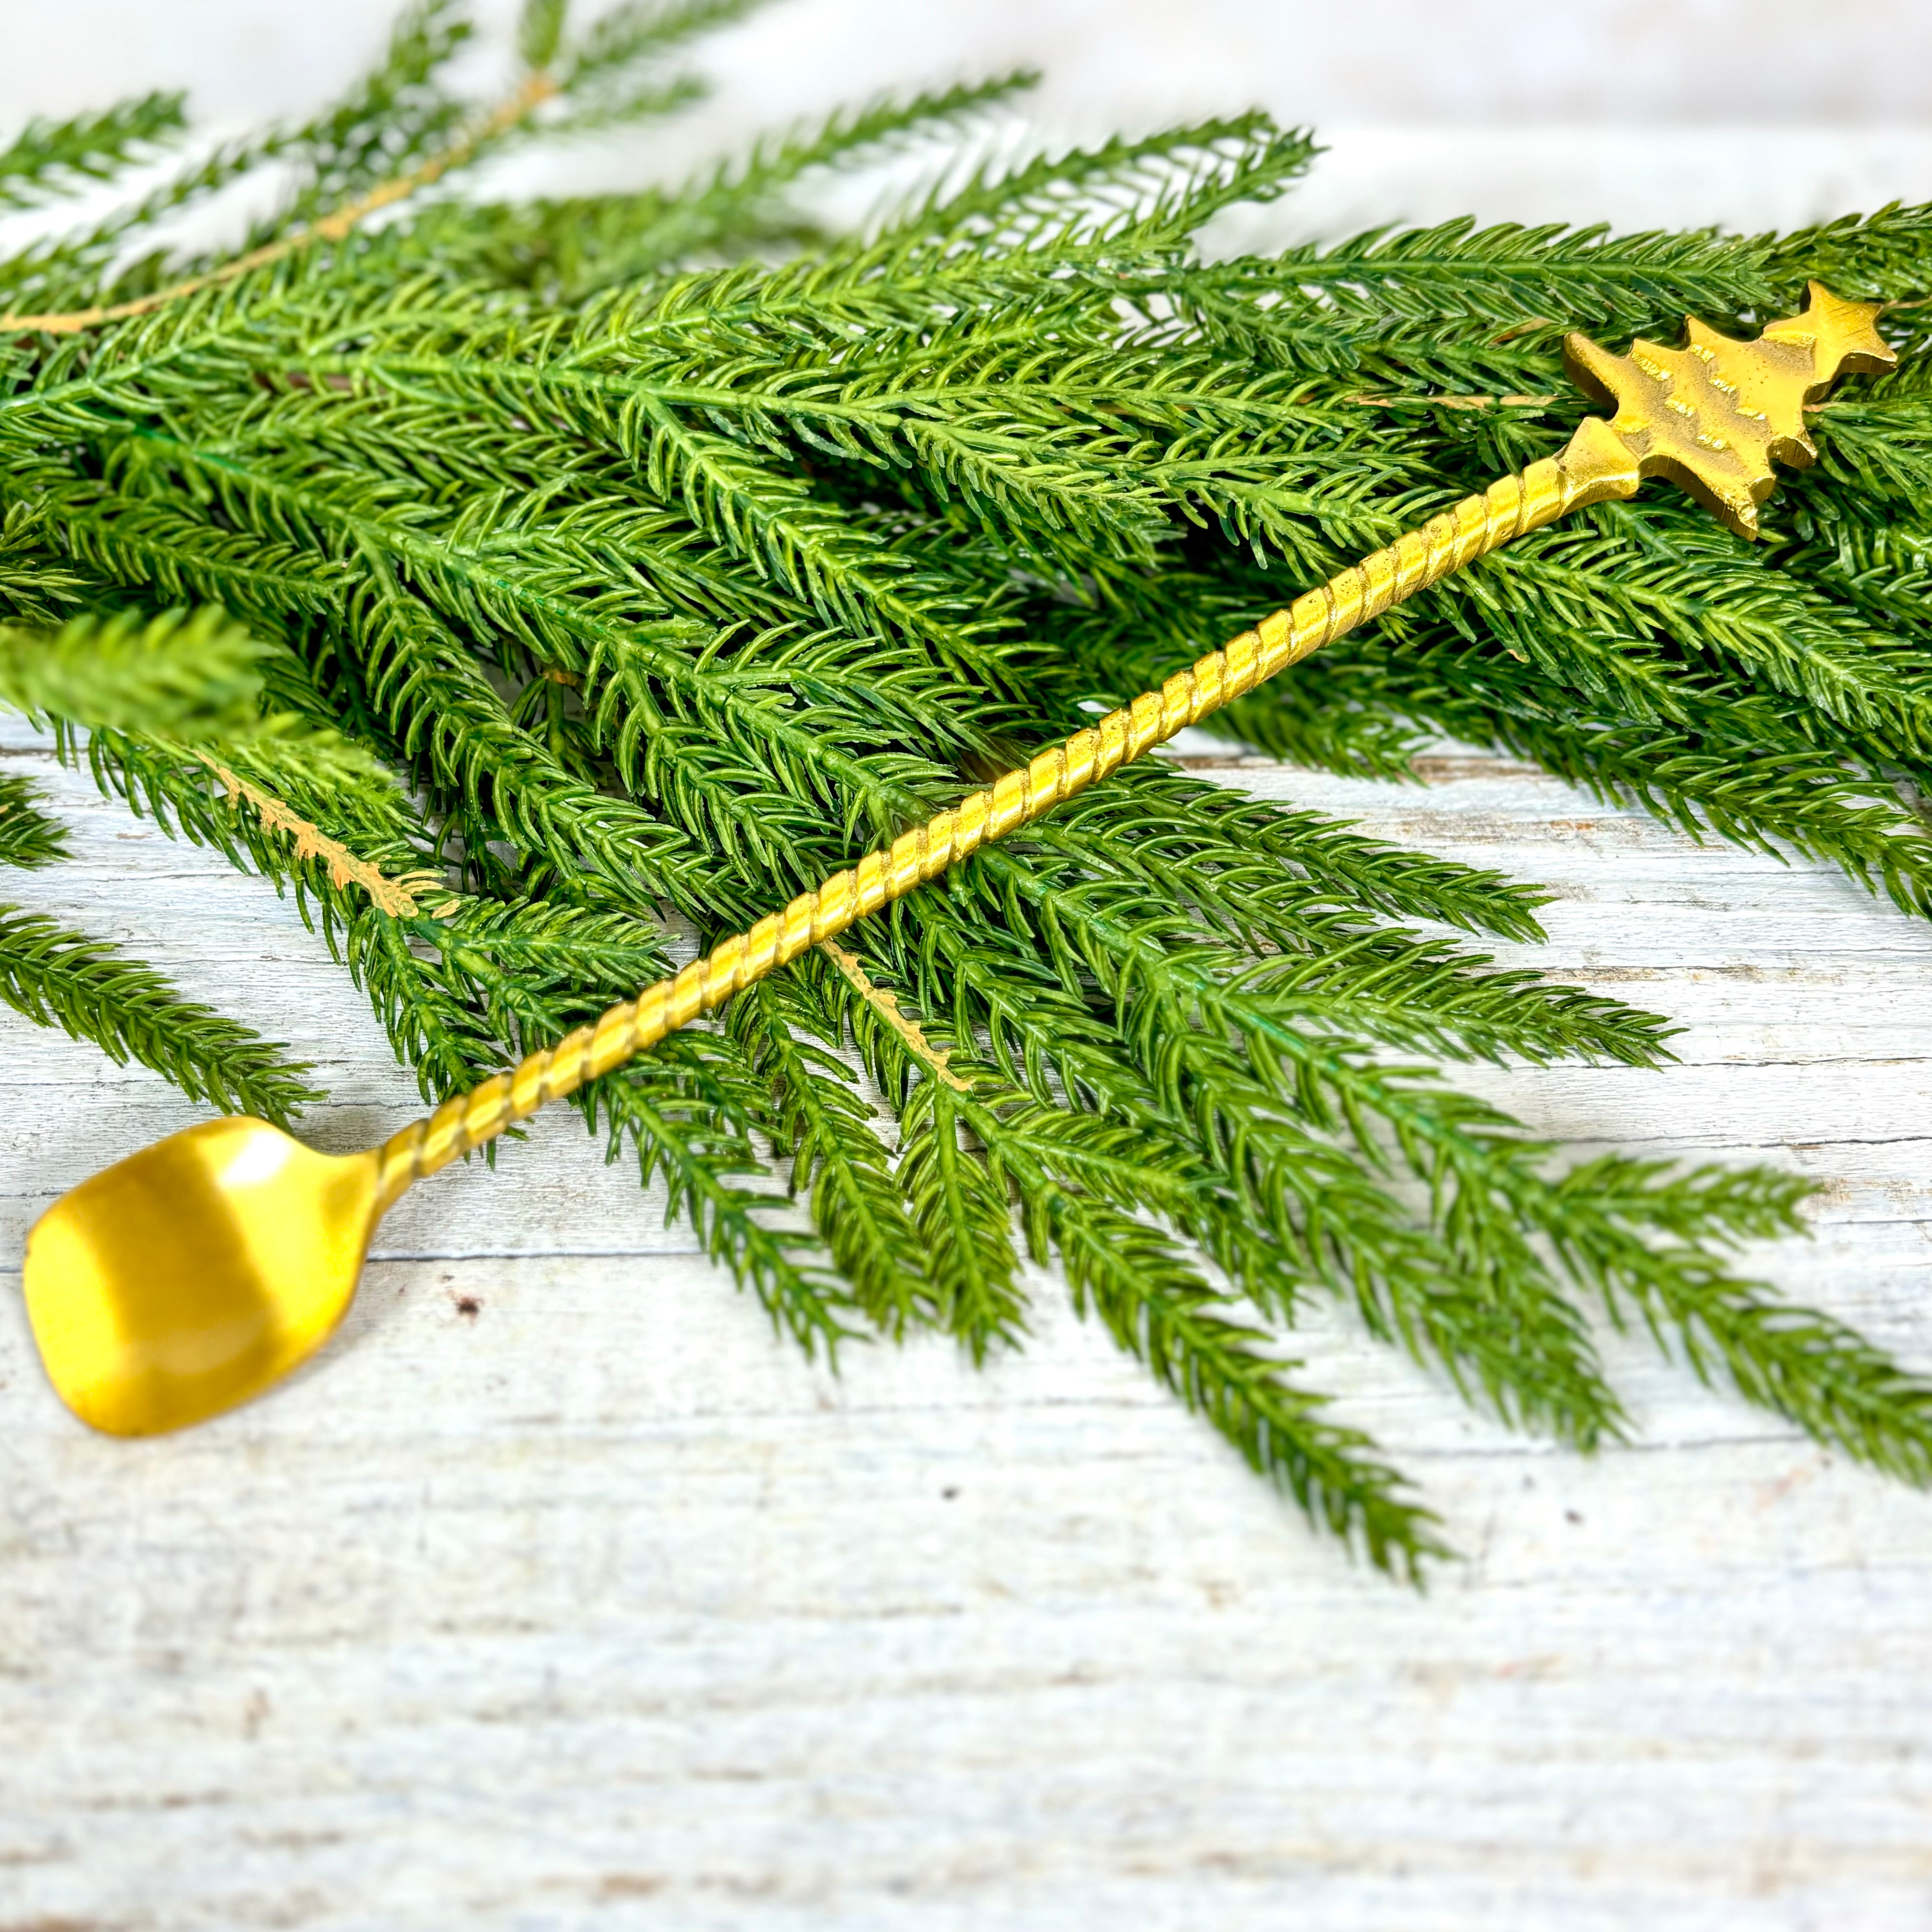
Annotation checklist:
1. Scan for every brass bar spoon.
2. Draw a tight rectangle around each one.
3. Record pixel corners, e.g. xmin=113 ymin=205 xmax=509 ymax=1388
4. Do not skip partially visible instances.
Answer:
xmin=21 ymin=285 xmax=1893 ymax=1435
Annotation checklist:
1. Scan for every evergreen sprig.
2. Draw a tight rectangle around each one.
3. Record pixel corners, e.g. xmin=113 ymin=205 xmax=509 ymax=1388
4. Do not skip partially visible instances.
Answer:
xmin=1 ymin=0 xmax=1930 ymax=1578
xmin=0 ymin=906 xmax=320 ymax=1121
xmin=0 ymin=607 xmax=266 ymax=739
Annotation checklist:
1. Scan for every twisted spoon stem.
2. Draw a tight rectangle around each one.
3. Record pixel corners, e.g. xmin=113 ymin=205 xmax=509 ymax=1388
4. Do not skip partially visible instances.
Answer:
xmin=372 ymin=427 xmax=1640 ymax=1212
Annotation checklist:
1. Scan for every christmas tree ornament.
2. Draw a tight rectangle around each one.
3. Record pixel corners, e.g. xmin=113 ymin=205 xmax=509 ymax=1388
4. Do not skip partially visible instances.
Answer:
xmin=19 ymin=286 xmax=1894 ymax=1439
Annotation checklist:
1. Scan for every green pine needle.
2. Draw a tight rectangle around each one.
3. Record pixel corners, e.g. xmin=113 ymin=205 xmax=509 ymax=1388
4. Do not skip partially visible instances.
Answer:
xmin=0 ymin=773 xmax=68 ymax=870
xmin=0 ymin=91 xmax=186 ymax=212
xmin=0 ymin=906 xmax=321 ymax=1121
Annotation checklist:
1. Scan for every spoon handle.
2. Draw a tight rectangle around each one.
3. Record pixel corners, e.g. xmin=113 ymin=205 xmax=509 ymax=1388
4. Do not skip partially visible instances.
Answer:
xmin=371 ymin=426 xmax=1639 ymax=1213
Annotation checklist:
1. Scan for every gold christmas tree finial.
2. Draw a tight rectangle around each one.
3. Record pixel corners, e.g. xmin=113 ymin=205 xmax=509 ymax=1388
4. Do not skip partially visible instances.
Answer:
xmin=1561 ymin=281 xmax=1896 ymax=538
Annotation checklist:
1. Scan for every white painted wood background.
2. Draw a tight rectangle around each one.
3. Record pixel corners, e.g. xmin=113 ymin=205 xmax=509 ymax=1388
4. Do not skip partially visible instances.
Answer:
xmin=5 ymin=2 xmax=1932 ymax=1926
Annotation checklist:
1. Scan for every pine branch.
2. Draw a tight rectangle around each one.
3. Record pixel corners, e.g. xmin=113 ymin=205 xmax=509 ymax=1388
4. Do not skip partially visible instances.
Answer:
xmin=0 ymin=773 xmax=67 ymax=870
xmin=0 ymin=92 xmax=186 ymax=211
xmin=833 ymin=927 xmax=1626 ymax=1454
xmin=559 ymin=0 xmax=765 ymax=90
xmin=732 ymin=972 xmax=934 ymax=1336
xmin=1268 ymin=641 xmax=1932 ymax=920
xmin=823 ymin=950 xmax=1451 ymax=1577
xmin=1548 ymin=1156 xmax=1932 ymax=1485
xmin=0 ymin=606 xmax=267 ymax=740
xmin=894 ymin=1073 xmax=1026 ymax=1357
xmin=270 ymin=0 xmax=476 ymax=234
xmin=0 ymin=906 xmax=321 ymax=1121
xmin=1051 ymin=1188 xmax=1447 ymax=1584
xmin=580 ymin=1030 xmax=858 ymax=1358
xmin=1185 ymin=219 xmax=1776 ymax=337
xmin=437 ymin=74 xmax=1037 ymax=296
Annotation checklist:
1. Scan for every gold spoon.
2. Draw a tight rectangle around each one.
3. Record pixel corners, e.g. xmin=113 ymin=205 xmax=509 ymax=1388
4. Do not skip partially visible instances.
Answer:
xmin=21 ymin=285 xmax=1893 ymax=1435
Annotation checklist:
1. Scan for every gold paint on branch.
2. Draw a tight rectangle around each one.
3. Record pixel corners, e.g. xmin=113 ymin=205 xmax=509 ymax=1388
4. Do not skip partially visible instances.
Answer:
xmin=196 ymin=754 xmax=450 ymax=918
xmin=1350 ymin=391 xmax=1558 ymax=411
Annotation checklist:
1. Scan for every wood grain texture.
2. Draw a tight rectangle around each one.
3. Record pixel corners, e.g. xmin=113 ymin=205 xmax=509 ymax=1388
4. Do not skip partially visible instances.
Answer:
xmin=2 ymin=708 xmax=1929 ymax=1932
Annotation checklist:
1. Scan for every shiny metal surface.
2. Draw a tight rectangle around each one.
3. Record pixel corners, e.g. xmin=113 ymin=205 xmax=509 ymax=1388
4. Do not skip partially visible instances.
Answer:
xmin=1563 ymin=281 xmax=1894 ymax=537
xmin=22 ymin=1118 xmax=379 ymax=1436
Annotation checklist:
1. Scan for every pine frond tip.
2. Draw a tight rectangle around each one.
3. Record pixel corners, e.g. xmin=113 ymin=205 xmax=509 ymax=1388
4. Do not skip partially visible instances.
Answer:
xmin=0 ymin=908 xmax=322 ymax=1123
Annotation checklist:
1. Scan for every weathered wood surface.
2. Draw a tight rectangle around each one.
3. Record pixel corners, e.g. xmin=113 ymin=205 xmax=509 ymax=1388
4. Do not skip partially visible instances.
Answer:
xmin=10 ymin=0 xmax=1932 ymax=1914
xmin=2 ymin=706 xmax=1930 ymax=1931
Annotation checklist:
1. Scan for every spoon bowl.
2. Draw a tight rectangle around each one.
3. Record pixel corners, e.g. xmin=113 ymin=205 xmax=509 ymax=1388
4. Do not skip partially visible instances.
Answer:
xmin=22 ymin=1117 xmax=380 ymax=1436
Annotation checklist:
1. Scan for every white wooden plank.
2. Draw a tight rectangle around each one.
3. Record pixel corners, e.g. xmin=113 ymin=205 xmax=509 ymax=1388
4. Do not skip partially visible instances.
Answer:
xmin=5 ymin=694 xmax=1932 ymax=1931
